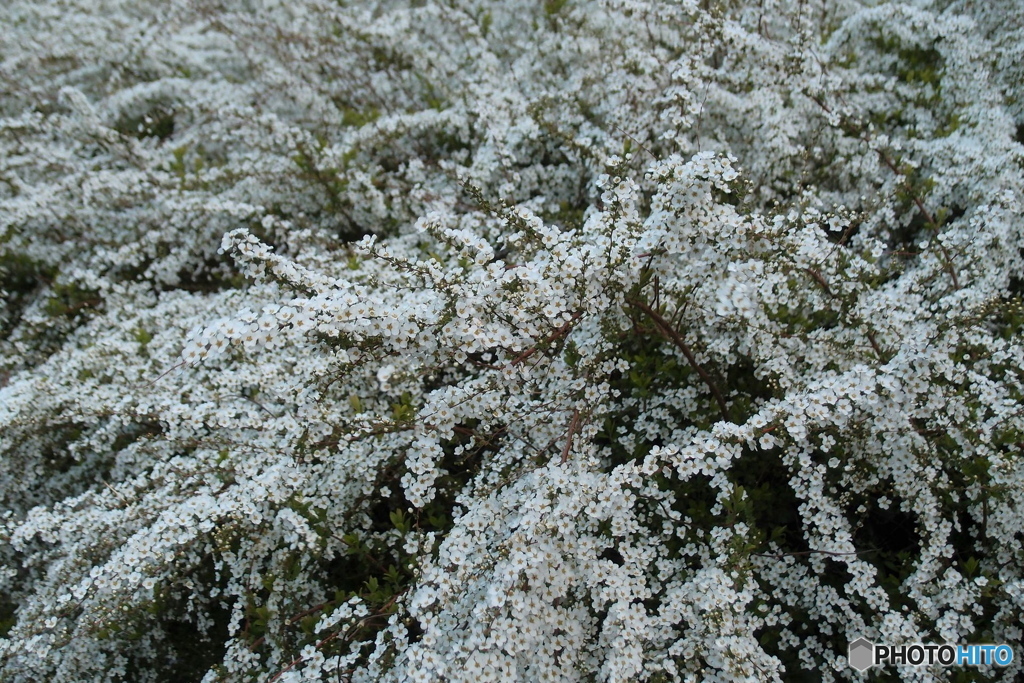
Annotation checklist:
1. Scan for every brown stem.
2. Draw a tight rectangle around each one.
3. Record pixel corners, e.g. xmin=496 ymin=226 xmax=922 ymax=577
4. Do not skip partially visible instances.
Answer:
xmin=265 ymin=592 xmax=404 ymax=683
xmin=803 ymin=267 xmax=834 ymax=298
xmin=804 ymin=259 xmax=893 ymax=363
xmin=809 ymin=94 xmax=960 ymax=290
xmin=865 ymin=330 xmax=889 ymax=363
xmin=752 ymin=547 xmax=878 ymax=559
xmin=627 ymin=299 xmax=729 ymax=422
xmin=248 ymin=601 xmax=331 ymax=653
xmin=512 ymin=311 xmax=583 ymax=366
xmin=560 ymin=409 xmax=581 ymax=464
xmin=267 ymin=631 xmax=342 ymax=683
xmin=875 ymin=151 xmax=960 ymax=290
xmin=607 ymin=121 xmax=656 ymax=161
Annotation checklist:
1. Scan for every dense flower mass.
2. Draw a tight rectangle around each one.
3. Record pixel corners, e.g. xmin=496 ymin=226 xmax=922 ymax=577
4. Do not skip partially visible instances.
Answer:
xmin=1 ymin=0 xmax=1023 ymax=681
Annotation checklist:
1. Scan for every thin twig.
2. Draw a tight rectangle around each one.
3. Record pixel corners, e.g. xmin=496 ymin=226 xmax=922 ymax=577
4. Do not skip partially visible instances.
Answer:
xmin=242 ymin=394 xmax=278 ymax=417
xmin=267 ymin=631 xmax=343 ymax=683
xmin=803 ymin=267 xmax=834 ymax=298
xmin=141 ymin=360 xmax=187 ymax=388
xmin=265 ymin=592 xmax=404 ymax=683
xmin=101 ymin=481 xmax=130 ymax=506
xmin=752 ymin=547 xmax=878 ymax=559
xmin=865 ymin=330 xmax=888 ymax=363
xmin=511 ymin=311 xmax=582 ymax=366
xmin=808 ymin=94 xmax=960 ymax=290
xmin=560 ymin=409 xmax=581 ymax=464
xmin=248 ymin=601 xmax=330 ymax=653
xmin=695 ymin=80 xmax=711 ymax=153
xmin=607 ymin=122 xmax=656 ymax=161
xmin=874 ymin=151 xmax=960 ymax=290
xmin=627 ymin=298 xmax=729 ymax=422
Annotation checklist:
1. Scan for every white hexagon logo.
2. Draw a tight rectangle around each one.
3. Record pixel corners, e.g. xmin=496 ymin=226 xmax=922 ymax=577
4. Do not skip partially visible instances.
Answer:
xmin=848 ymin=637 xmax=875 ymax=672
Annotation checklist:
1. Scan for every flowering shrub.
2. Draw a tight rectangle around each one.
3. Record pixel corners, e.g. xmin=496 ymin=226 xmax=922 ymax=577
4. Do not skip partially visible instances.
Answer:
xmin=1 ymin=0 xmax=1023 ymax=681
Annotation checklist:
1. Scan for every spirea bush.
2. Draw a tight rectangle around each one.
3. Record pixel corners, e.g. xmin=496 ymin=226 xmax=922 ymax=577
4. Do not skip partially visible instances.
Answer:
xmin=1 ymin=0 xmax=1022 ymax=681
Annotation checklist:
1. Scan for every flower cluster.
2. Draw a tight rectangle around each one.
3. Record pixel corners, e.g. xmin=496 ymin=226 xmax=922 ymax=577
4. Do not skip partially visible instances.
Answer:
xmin=1 ymin=0 xmax=1023 ymax=682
